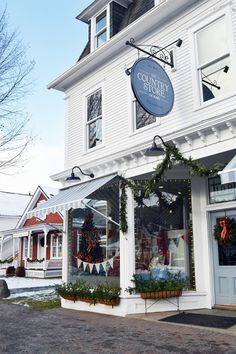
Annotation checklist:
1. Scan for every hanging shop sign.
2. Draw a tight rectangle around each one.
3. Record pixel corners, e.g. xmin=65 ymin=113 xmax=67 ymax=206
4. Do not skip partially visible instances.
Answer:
xmin=131 ymin=57 xmax=174 ymax=117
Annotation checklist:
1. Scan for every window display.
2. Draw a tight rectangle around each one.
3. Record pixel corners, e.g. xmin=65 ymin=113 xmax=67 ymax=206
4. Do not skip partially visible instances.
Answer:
xmin=68 ymin=181 xmax=120 ymax=284
xmin=134 ymin=179 xmax=192 ymax=286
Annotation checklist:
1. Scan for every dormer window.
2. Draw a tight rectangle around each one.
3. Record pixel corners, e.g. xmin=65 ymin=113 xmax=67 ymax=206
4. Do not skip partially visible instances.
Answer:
xmin=95 ymin=11 xmax=107 ymax=48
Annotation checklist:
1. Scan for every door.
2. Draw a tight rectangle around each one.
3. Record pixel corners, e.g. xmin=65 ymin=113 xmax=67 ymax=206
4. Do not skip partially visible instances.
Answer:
xmin=211 ymin=209 xmax=236 ymax=305
xmin=37 ymin=234 xmax=45 ymax=260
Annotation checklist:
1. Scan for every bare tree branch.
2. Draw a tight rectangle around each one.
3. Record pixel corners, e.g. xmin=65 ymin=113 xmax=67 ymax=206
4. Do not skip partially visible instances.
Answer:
xmin=0 ymin=7 xmax=35 ymax=173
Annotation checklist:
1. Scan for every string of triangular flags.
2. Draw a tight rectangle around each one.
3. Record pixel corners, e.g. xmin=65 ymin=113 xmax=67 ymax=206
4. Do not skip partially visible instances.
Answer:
xmin=77 ymin=256 xmax=115 ymax=274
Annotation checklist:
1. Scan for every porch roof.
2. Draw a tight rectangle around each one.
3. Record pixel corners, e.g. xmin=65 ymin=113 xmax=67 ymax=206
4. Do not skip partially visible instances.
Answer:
xmin=218 ymin=155 xmax=236 ymax=184
xmin=0 ymin=223 xmax=63 ymax=238
xmin=27 ymin=173 xmax=117 ymax=218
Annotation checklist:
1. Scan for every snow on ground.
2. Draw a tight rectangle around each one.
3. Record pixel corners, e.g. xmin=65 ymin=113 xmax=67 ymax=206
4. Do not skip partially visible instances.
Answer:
xmin=0 ymin=277 xmax=62 ymax=290
xmin=0 ymin=277 xmax=63 ymax=299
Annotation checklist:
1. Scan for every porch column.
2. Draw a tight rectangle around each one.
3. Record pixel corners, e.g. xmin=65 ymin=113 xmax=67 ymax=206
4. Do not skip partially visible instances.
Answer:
xmin=27 ymin=232 xmax=31 ymax=259
xmin=0 ymin=235 xmax=3 ymax=261
xmin=43 ymin=228 xmax=48 ymax=271
xmin=120 ymin=186 xmax=135 ymax=297
xmin=12 ymin=236 xmax=15 ymax=260
xmin=62 ymin=211 xmax=68 ymax=283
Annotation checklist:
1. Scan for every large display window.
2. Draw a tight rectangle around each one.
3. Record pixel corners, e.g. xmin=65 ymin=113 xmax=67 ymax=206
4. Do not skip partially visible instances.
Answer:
xmin=134 ymin=179 xmax=193 ymax=287
xmin=68 ymin=181 xmax=120 ymax=285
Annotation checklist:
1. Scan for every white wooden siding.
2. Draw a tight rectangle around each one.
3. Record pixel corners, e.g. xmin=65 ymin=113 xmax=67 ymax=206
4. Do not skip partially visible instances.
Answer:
xmin=64 ymin=0 xmax=236 ymax=170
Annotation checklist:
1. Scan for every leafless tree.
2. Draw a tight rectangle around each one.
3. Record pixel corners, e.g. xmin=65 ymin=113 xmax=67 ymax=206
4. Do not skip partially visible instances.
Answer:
xmin=0 ymin=8 xmax=34 ymax=173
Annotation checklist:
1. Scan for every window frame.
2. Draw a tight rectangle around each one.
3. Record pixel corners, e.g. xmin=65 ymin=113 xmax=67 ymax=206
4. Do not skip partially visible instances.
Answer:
xmin=50 ymin=233 xmax=62 ymax=259
xmin=90 ymin=5 xmax=110 ymax=51
xmin=24 ymin=235 xmax=33 ymax=259
xmin=129 ymin=91 xmax=161 ymax=134
xmin=190 ymin=6 xmax=236 ymax=108
xmin=84 ymin=84 xmax=104 ymax=152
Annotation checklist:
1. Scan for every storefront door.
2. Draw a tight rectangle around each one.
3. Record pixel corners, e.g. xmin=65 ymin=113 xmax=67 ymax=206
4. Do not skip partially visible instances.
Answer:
xmin=212 ymin=210 xmax=236 ymax=305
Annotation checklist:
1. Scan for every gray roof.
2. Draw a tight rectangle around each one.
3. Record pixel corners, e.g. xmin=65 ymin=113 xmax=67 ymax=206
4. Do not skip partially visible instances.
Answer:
xmin=78 ymin=0 xmax=154 ymax=61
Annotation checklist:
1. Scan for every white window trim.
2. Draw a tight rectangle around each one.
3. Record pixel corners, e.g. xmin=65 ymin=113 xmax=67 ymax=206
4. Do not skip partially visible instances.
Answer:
xmin=37 ymin=233 xmax=44 ymax=259
xmin=155 ymin=0 xmax=166 ymax=5
xmin=189 ymin=5 xmax=236 ymax=110
xmin=90 ymin=5 xmax=110 ymax=52
xmin=126 ymin=64 xmax=161 ymax=136
xmin=24 ymin=236 xmax=33 ymax=259
xmin=83 ymin=82 xmax=105 ymax=153
xmin=50 ymin=233 xmax=62 ymax=259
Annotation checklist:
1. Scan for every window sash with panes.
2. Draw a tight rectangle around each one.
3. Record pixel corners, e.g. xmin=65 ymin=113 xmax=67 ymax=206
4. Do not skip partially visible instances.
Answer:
xmin=133 ymin=98 xmax=156 ymax=130
xmin=24 ymin=236 xmax=33 ymax=259
xmin=87 ymin=89 xmax=102 ymax=149
xmin=51 ymin=234 xmax=62 ymax=258
xmin=196 ymin=16 xmax=232 ymax=103
xmin=95 ymin=11 xmax=107 ymax=48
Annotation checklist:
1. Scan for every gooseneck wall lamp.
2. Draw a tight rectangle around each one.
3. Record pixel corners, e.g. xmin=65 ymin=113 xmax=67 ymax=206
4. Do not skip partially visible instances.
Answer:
xmin=202 ymin=65 xmax=229 ymax=90
xmin=144 ymin=135 xmax=167 ymax=157
xmin=66 ymin=166 xmax=95 ymax=181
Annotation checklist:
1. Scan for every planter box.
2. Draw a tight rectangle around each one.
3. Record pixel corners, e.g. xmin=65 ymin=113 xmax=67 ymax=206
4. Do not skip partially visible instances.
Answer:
xmin=61 ymin=295 xmax=79 ymax=302
xmin=140 ymin=290 xmax=182 ymax=299
xmin=98 ymin=298 xmax=120 ymax=306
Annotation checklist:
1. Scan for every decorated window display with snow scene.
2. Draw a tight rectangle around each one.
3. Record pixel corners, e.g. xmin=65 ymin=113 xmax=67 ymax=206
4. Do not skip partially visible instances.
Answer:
xmin=68 ymin=180 xmax=120 ymax=284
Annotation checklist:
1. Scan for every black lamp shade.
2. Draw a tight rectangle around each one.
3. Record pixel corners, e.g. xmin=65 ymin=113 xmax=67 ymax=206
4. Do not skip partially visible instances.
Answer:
xmin=144 ymin=143 xmax=165 ymax=156
xmin=66 ymin=172 xmax=81 ymax=181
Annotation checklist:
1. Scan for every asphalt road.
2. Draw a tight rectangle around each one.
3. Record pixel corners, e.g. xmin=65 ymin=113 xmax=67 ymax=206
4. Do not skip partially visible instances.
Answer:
xmin=1 ymin=302 xmax=236 ymax=354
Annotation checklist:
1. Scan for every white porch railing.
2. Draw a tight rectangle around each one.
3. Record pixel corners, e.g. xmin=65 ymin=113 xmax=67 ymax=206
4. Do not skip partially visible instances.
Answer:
xmin=25 ymin=260 xmax=45 ymax=270
xmin=25 ymin=259 xmax=62 ymax=270
xmin=0 ymin=262 xmax=13 ymax=269
xmin=0 ymin=260 xmax=18 ymax=269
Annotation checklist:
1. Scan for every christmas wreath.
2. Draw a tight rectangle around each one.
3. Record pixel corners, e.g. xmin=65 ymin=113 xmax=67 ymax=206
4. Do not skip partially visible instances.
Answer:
xmin=214 ymin=217 xmax=236 ymax=244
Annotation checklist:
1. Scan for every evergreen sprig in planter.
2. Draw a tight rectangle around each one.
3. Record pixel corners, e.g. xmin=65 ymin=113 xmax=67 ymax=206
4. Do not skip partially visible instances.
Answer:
xmin=56 ymin=281 xmax=95 ymax=303
xmin=56 ymin=280 xmax=121 ymax=307
xmin=127 ymin=270 xmax=187 ymax=299
xmin=93 ymin=282 xmax=121 ymax=306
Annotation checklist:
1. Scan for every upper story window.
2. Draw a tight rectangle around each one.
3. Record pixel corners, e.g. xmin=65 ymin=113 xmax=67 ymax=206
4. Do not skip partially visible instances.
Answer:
xmin=95 ymin=11 xmax=107 ymax=48
xmin=134 ymin=99 xmax=156 ymax=130
xmin=87 ymin=88 xmax=102 ymax=149
xmin=195 ymin=14 xmax=232 ymax=103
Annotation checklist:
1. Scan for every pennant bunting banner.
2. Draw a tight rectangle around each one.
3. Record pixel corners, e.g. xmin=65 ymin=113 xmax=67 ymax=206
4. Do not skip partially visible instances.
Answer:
xmin=76 ymin=256 xmax=115 ymax=274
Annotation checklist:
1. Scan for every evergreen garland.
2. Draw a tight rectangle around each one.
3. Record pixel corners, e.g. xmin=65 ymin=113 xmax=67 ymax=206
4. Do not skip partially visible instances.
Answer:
xmin=120 ymin=143 xmax=223 ymax=233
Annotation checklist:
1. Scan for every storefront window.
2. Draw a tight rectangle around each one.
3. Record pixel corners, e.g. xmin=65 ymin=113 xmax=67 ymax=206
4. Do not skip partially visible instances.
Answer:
xmin=209 ymin=176 xmax=236 ymax=204
xmin=134 ymin=179 xmax=193 ymax=287
xmin=68 ymin=181 xmax=120 ymax=285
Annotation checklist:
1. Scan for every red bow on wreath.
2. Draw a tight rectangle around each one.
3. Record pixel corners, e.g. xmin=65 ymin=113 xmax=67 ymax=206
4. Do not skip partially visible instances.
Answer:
xmin=219 ymin=217 xmax=229 ymax=241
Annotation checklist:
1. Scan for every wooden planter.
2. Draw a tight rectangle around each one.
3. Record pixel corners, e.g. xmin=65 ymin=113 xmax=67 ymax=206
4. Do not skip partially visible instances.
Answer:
xmin=61 ymin=295 xmax=79 ymax=302
xmin=98 ymin=298 xmax=120 ymax=306
xmin=140 ymin=290 xmax=182 ymax=299
xmin=79 ymin=297 xmax=94 ymax=304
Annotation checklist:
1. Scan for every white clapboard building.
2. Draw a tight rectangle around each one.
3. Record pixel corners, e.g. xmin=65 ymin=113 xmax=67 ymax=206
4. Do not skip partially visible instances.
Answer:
xmin=29 ymin=0 xmax=236 ymax=315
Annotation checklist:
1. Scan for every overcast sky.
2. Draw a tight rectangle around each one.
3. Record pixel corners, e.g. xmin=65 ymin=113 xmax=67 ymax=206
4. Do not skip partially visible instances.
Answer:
xmin=0 ymin=0 xmax=93 ymax=194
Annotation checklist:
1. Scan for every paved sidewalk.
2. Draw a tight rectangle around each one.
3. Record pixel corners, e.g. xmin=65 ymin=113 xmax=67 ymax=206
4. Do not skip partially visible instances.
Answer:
xmin=128 ymin=308 xmax=236 ymax=336
xmin=1 ymin=302 xmax=236 ymax=354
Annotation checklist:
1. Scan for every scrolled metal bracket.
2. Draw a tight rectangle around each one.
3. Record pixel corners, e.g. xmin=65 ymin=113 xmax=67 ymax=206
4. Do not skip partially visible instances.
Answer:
xmin=125 ymin=37 xmax=182 ymax=71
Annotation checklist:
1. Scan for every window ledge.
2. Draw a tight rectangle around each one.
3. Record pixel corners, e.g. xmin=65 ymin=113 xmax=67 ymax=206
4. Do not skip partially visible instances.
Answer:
xmin=193 ymin=91 xmax=236 ymax=113
xmin=129 ymin=119 xmax=162 ymax=138
xmin=83 ymin=143 xmax=106 ymax=156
